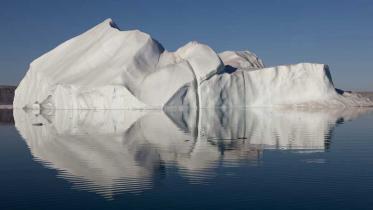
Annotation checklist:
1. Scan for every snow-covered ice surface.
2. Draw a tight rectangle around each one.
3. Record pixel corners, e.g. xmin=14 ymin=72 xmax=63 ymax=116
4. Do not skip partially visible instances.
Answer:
xmin=13 ymin=18 xmax=373 ymax=109
xmin=13 ymin=107 xmax=373 ymax=197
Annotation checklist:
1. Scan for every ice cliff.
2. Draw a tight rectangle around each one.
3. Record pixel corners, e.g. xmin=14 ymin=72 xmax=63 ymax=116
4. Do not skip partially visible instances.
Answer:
xmin=13 ymin=18 xmax=373 ymax=109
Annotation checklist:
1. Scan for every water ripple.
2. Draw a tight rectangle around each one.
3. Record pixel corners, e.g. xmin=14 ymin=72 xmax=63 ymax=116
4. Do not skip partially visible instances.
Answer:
xmin=11 ymin=107 xmax=373 ymax=198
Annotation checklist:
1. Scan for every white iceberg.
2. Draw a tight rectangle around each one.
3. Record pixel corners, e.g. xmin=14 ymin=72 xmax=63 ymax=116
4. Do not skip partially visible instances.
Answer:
xmin=13 ymin=18 xmax=373 ymax=109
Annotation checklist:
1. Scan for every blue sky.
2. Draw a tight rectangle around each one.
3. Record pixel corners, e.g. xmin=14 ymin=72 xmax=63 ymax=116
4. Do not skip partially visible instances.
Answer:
xmin=0 ymin=0 xmax=372 ymax=90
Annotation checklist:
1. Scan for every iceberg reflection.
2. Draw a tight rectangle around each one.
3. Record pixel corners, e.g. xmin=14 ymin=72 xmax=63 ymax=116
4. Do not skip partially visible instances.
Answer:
xmin=13 ymin=108 xmax=372 ymax=198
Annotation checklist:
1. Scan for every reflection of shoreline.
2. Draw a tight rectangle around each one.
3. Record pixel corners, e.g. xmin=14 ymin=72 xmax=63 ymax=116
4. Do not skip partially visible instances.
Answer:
xmin=0 ymin=109 xmax=14 ymax=125
xmin=13 ymin=108 xmax=373 ymax=198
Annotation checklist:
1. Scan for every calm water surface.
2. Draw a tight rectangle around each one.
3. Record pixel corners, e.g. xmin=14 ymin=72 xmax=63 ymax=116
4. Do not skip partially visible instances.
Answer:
xmin=1 ymin=108 xmax=373 ymax=210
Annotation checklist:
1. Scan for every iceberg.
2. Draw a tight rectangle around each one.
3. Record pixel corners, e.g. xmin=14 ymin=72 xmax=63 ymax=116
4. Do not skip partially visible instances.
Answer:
xmin=13 ymin=18 xmax=373 ymax=109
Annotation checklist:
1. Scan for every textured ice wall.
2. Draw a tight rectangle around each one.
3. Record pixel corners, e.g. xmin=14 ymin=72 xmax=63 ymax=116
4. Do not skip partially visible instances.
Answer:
xmin=13 ymin=19 xmax=372 ymax=109
xmin=199 ymin=63 xmax=372 ymax=107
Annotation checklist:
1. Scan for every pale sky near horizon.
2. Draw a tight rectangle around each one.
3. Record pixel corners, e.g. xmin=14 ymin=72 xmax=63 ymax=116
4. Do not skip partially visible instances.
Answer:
xmin=0 ymin=0 xmax=372 ymax=90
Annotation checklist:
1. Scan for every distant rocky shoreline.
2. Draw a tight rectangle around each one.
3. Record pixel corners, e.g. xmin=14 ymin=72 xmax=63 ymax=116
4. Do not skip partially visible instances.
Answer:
xmin=0 ymin=85 xmax=16 ymax=109
xmin=356 ymin=92 xmax=373 ymax=101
